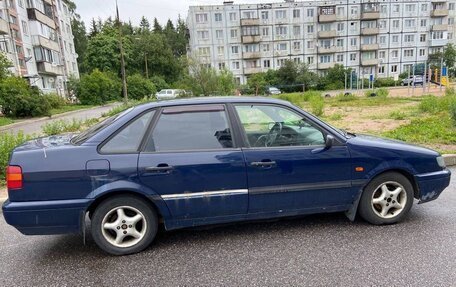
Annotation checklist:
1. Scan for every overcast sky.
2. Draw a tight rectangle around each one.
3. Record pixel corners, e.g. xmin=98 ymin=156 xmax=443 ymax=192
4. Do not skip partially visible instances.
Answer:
xmin=74 ymin=0 xmax=272 ymax=27
xmin=74 ymin=0 xmax=270 ymax=26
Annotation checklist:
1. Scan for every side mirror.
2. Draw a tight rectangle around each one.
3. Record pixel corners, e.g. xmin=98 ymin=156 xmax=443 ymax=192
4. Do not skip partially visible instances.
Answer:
xmin=325 ymin=135 xmax=334 ymax=149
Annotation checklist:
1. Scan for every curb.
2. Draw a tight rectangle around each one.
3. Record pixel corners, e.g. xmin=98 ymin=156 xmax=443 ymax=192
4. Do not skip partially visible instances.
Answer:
xmin=0 ymin=103 xmax=119 ymax=133
xmin=443 ymin=154 xmax=456 ymax=167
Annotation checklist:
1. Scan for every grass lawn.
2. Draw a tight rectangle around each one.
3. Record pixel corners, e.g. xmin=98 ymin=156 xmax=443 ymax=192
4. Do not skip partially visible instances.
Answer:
xmin=0 ymin=117 xmax=14 ymax=127
xmin=49 ymin=104 xmax=96 ymax=116
xmin=276 ymin=90 xmax=456 ymax=154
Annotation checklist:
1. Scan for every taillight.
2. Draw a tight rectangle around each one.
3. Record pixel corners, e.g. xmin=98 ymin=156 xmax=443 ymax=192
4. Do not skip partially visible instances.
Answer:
xmin=6 ymin=165 xmax=23 ymax=189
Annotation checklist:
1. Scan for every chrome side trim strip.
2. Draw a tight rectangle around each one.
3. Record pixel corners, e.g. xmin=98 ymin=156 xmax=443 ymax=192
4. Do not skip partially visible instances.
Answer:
xmin=161 ymin=189 xmax=248 ymax=200
xmin=249 ymin=180 xmax=352 ymax=195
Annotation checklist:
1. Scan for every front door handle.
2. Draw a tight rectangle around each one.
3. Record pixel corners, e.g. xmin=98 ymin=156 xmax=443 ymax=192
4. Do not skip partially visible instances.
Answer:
xmin=145 ymin=164 xmax=173 ymax=173
xmin=251 ymin=160 xmax=276 ymax=167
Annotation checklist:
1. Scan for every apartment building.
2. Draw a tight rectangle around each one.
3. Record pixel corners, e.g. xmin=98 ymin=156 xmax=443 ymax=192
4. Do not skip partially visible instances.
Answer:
xmin=187 ymin=0 xmax=456 ymax=85
xmin=0 ymin=0 xmax=79 ymax=96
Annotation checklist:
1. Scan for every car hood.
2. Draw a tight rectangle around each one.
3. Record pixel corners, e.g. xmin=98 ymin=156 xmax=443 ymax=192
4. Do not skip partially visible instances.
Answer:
xmin=14 ymin=134 xmax=74 ymax=152
xmin=347 ymin=134 xmax=440 ymax=157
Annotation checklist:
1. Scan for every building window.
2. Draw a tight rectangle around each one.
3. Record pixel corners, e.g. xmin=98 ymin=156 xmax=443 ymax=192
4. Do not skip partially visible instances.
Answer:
xmin=293 ymin=9 xmax=300 ymax=18
xmin=218 ymin=63 xmax=225 ymax=70
xmin=231 ymin=46 xmax=239 ymax=54
xmin=336 ymin=39 xmax=344 ymax=47
xmin=421 ymin=4 xmax=428 ymax=12
xmin=262 ymin=44 xmax=270 ymax=52
xmin=307 ymin=41 xmax=314 ymax=49
xmin=242 ymin=26 xmax=259 ymax=36
xmin=242 ymin=11 xmax=256 ymax=19
xmin=293 ymin=57 xmax=301 ymax=64
xmin=261 ymin=11 xmax=268 ymax=20
xmin=262 ymin=27 xmax=269 ymax=36
xmin=232 ymin=61 xmax=240 ymax=70
xmin=21 ymin=20 xmax=28 ymax=35
xmin=392 ymin=20 xmax=399 ymax=29
xmin=337 ymin=23 xmax=344 ymax=31
xmin=432 ymin=31 xmax=444 ymax=40
xmin=351 ymin=6 xmax=358 ymax=15
xmin=379 ymin=36 xmax=386 ymax=44
xmin=276 ymin=26 xmax=287 ymax=36
xmin=391 ymin=50 xmax=399 ymax=58
xmin=276 ymin=10 xmax=287 ymax=19
xmin=293 ymin=25 xmax=301 ymax=36
xmin=420 ymin=19 xmax=427 ymax=27
xmin=392 ymin=5 xmax=399 ymax=13
xmin=198 ymin=47 xmax=210 ymax=56
xmin=293 ymin=41 xmax=301 ymax=50
xmin=195 ymin=13 xmax=208 ymax=23
xmin=307 ymin=56 xmax=314 ymax=64
xmin=307 ymin=9 xmax=314 ymax=17
xmin=404 ymin=35 xmax=415 ymax=42
xmin=420 ymin=34 xmax=426 ymax=42
xmin=337 ymin=7 xmax=344 ymax=16
xmin=230 ymin=29 xmax=238 ymax=38
xmin=229 ymin=12 xmax=237 ymax=21
xmin=405 ymin=19 xmax=415 ymax=28
xmin=450 ymin=3 xmax=455 ymax=10
xmin=197 ymin=30 xmax=209 ymax=40
xmin=391 ymin=65 xmax=398 ymax=73
xmin=392 ymin=35 xmax=399 ymax=43
xmin=217 ymin=46 xmax=224 ymax=55
xmin=320 ymin=55 xmax=331 ymax=63
xmin=405 ymin=4 xmax=415 ymax=13
xmin=215 ymin=13 xmax=222 ymax=22
xmin=350 ymin=38 xmax=357 ymax=46
xmin=350 ymin=53 xmax=356 ymax=61
xmin=216 ymin=30 xmax=223 ymax=39
xmin=307 ymin=25 xmax=314 ymax=33
xmin=277 ymin=43 xmax=287 ymax=51
xmin=264 ymin=60 xmax=270 ymax=68
xmin=404 ymin=49 xmax=414 ymax=57
xmin=379 ymin=51 xmax=386 ymax=59
xmin=419 ymin=49 xmax=426 ymax=56
xmin=380 ymin=5 xmax=387 ymax=13
xmin=336 ymin=54 xmax=344 ymax=62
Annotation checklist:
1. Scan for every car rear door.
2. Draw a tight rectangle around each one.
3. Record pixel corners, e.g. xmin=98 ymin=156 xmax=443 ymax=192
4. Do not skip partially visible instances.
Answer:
xmin=232 ymin=103 xmax=353 ymax=214
xmin=138 ymin=104 xmax=248 ymax=220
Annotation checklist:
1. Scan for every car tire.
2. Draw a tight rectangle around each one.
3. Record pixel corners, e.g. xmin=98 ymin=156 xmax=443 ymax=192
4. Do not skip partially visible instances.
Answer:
xmin=91 ymin=195 xmax=158 ymax=255
xmin=358 ymin=172 xmax=414 ymax=225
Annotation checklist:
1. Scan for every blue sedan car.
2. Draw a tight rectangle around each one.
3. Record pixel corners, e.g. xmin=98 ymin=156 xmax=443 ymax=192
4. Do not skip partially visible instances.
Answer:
xmin=3 ymin=97 xmax=451 ymax=255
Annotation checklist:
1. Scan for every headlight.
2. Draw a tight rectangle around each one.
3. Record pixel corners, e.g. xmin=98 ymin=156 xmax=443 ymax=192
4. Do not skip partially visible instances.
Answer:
xmin=436 ymin=156 xmax=446 ymax=168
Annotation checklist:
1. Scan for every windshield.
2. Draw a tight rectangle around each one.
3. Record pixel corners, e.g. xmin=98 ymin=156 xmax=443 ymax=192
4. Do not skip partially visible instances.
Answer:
xmin=71 ymin=107 xmax=134 ymax=145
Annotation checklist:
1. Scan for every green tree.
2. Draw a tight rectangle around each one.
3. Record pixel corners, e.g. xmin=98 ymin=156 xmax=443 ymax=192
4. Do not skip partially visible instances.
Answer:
xmin=0 ymin=53 xmax=12 ymax=81
xmin=71 ymin=17 xmax=88 ymax=72
xmin=76 ymin=69 xmax=121 ymax=105
xmin=139 ymin=16 xmax=150 ymax=34
xmin=218 ymin=69 xmax=235 ymax=96
xmin=444 ymin=43 xmax=456 ymax=76
xmin=296 ymin=64 xmax=318 ymax=90
xmin=248 ymin=73 xmax=267 ymax=95
xmin=152 ymin=18 xmax=162 ymax=33
xmin=127 ymin=74 xmax=156 ymax=100
xmin=317 ymin=64 xmax=351 ymax=90
xmin=277 ymin=60 xmax=299 ymax=88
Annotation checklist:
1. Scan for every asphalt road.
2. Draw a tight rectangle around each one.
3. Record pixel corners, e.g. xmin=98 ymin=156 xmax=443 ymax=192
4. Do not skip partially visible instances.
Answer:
xmin=1 ymin=168 xmax=455 ymax=286
xmin=0 ymin=103 xmax=119 ymax=136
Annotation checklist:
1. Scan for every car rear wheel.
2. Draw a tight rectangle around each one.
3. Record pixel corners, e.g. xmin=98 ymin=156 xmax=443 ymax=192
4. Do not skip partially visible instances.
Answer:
xmin=91 ymin=195 xmax=158 ymax=255
xmin=358 ymin=172 xmax=414 ymax=225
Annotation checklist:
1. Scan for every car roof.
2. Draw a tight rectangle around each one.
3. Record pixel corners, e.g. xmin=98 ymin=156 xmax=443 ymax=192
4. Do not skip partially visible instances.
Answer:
xmin=134 ymin=96 xmax=293 ymax=111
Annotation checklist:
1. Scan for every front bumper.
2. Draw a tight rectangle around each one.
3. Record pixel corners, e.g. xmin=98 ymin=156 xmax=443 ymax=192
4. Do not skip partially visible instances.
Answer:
xmin=2 ymin=198 xmax=92 ymax=235
xmin=415 ymin=169 xmax=451 ymax=203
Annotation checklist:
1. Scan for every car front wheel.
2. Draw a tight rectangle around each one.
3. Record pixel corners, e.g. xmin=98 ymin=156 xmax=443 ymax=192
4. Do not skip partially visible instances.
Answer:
xmin=358 ymin=172 xmax=414 ymax=225
xmin=91 ymin=195 xmax=158 ymax=255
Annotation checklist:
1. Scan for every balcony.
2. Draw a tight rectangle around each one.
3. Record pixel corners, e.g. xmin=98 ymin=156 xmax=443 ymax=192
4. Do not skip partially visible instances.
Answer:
xmin=318 ymin=62 xmax=335 ymax=69
xmin=244 ymin=67 xmax=262 ymax=74
xmin=32 ymin=35 xmax=60 ymax=51
xmin=243 ymin=52 xmax=261 ymax=59
xmin=240 ymin=18 xmax=260 ymax=26
xmin=431 ymin=10 xmax=448 ymax=17
xmin=0 ymin=18 xmax=8 ymax=35
xmin=318 ymin=46 xmax=337 ymax=54
xmin=242 ymin=35 xmax=261 ymax=44
xmin=361 ymin=43 xmax=379 ymax=51
xmin=361 ymin=58 xmax=379 ymax=66
xmin=432 ymin=24 xmax=449 ymax=31
xmin=430 ymin=38 xmax=449 ymax=46
xmin=318 ymin=30 xmax=336 ymax=38
xmin=361 ymin=11 xmax=380 ymax=20
xmin=318 ymin=14 xmax=337 ymax=23
xmin=361 ymin=27 xmax=379 ymax=35
xmin=27 ymin=8 xmax=55 ymax=29
xmin=37 ymin=62 xmax=64 ymax=76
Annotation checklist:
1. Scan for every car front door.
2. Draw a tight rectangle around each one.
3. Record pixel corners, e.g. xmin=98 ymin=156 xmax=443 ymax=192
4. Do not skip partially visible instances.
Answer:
xmin=138 ymin=104 xmax=248 ymax=220
xmin=233 ymin=104 xmax=353 ymax=214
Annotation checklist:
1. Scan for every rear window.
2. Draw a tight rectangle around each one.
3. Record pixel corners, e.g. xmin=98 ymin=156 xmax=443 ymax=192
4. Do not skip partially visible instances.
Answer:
xmin=71 ymin=107 xmax=134 ymax=145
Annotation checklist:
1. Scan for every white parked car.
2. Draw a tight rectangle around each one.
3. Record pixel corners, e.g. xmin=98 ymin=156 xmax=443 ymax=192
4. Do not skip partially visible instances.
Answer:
xmin=266 ymin=87 xmax=282 ymax=95
xmin=155 ymin=89 xmax=185 ymax=100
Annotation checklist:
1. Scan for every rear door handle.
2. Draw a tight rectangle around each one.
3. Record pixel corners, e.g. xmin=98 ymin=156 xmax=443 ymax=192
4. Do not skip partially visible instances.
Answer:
xmin=251 ymin=161 xmax=276 ymax=167
xmin=145 ymin=165 xmax=173 ymax=173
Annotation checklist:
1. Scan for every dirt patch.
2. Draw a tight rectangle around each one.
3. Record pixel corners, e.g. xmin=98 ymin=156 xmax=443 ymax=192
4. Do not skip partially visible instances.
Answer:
xmin=323 ymin=102 xmax=417 ymax=134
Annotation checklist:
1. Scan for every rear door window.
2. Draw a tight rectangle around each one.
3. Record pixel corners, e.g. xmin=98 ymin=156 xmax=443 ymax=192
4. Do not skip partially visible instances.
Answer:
xmin=144 ymin=105 xmax=233 ymax=152
xmin=100 ymin=110 xmax=155 ymax=153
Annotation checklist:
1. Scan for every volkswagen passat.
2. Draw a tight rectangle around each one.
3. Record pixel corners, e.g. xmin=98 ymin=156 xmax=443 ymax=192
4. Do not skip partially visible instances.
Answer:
xmin=2 ymin=97 xmax=451 ymax=255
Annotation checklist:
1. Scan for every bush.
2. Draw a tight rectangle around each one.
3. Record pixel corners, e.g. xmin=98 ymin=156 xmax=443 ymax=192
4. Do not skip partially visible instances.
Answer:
xmin=375 ymin=77 xmax=397 ymax=87
xmin=127 ymin=74 xmax=156 ymax=100
xmin=309 ymin=94 xmax=324 ymax=116
xmin=150 ymin=75 xmax=168 ymax=91
xmin=76 ymin=69 xmax=121 ymax=105
xmin=335 ymin=93 xmax=357 ymax=102
xmin=43 ymin=93 xmax=66 ymax=109
xmin=0 ymin=132 xmax=30 ymax=182
xmin=419 ymin=96 xmax=441 ymax=114
xmin=0 ymin=77 xmax=51 ymax=117
xmin=364 ymin=88 xmax=389 ymax=99
xmin=450 ymin=101 xmax=456 ymax=126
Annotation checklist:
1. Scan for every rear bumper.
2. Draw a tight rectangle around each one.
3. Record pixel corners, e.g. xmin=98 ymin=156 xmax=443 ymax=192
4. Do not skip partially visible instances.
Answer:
xmin=2 ymin=198 xmax=92 ymax=235
xmin=415 ymin=169 xmax=451 ymax=203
